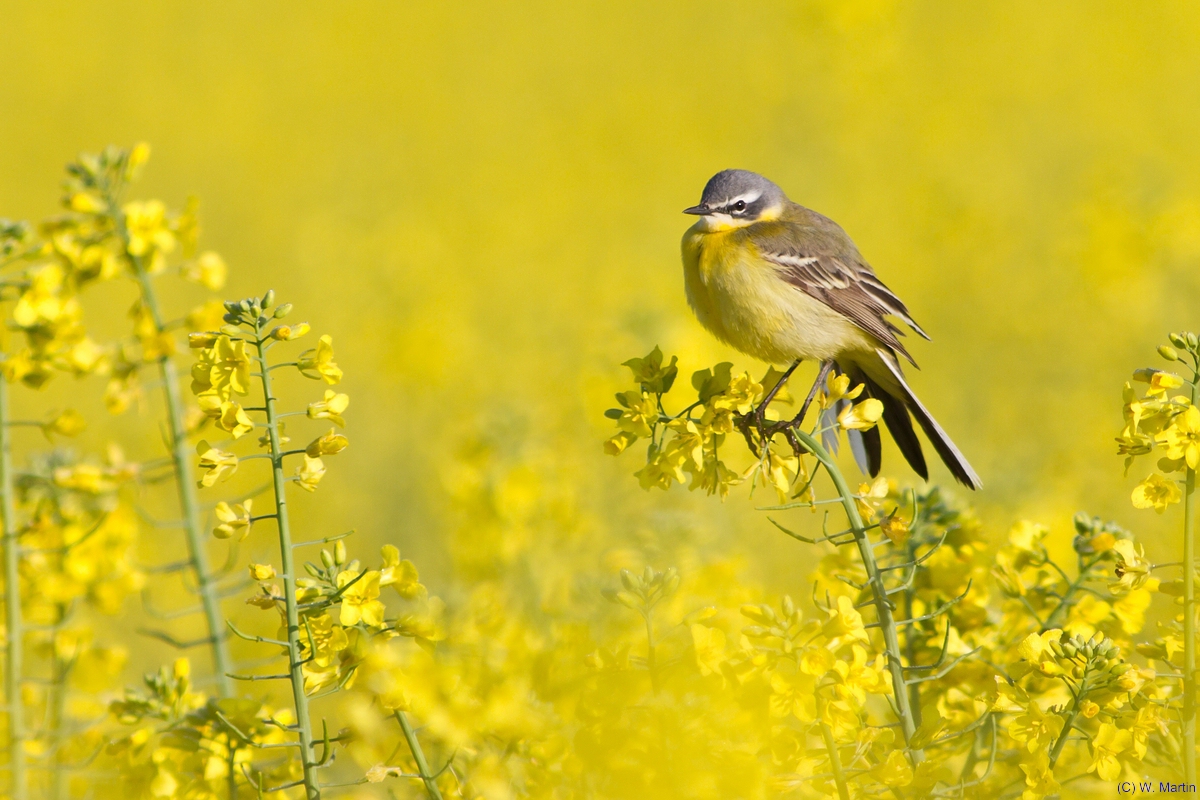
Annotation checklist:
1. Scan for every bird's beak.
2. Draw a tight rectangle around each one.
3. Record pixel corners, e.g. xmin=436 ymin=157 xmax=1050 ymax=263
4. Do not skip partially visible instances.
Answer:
xmin=682 ymin=204 xmax=708 ymax=215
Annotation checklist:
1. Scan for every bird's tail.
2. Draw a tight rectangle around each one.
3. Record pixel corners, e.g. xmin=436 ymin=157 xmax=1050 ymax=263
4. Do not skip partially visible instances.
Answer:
xmin=843 ymin=349 xmax=982 ymax=491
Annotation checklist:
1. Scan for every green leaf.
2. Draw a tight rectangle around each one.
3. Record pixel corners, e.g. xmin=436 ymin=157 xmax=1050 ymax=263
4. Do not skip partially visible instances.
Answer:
xmin=692 ymin=362 xmax=733 ymax=402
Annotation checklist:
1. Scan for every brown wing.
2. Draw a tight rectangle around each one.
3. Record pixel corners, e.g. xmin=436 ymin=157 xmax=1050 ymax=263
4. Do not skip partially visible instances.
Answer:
xmin=755 ymin=231 xmax=929 ymax=366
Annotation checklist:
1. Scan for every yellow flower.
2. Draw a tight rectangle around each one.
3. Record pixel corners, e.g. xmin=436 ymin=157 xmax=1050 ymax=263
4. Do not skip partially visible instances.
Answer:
xmin=198 ymin=395 xmax=256 ymax=439
xmin=1112 ymin=588 xmax=1152 ymax=634
xmin=1017 ymin=630 xmax=1064 ymax=676
xmin=213 ymin=500 xmax=253 ymax=540
xmin=43 ymin=409 xmax=86 ymax=439
xmin=187 ymin=300 xmax=226 ymax=334
xmin=634 ymin=446 xmax=683 ymax=490
xmin=306 ymin=428 xmax=348 ymax=457
xmin=295 ymin=455 xmax=326 ymax=492
xmin=180 ymin=251 xmax=227 ymax=290
xmin=689 ymin=624 xmax=726 ymax=677
xmin=768 ymin=666 xmax=816 ymax=720
xmin=820 ymin=371 xmax=864 ymax=408
xmin=1019 ymin=753 xmax=1060 ymax=799
xmin=13 ymin=264 xmax=71 ymax=327
xmin=873 ymin=750 xmax=913 ymax=788
xmin=269 ymin=322 xmax=311 ymax=341
xmin=615 ymin=390 xmax=658 ymax=438
xmin=1131 ymin=473 xmax=1181 ymax=513
xmin=1161 ymin=405 xmax=1200 ymax=470
xmin=300 ymin=613 xmax=350 ymax=693
xmin=189 ymin=331 xmax=220 ymax=349
xmin=1008 ymin=520 xmax=1048 ymax=552
xmin=1088 ymin=722 xmax=1131 ymax=781
xmin=603 ymin=431 xmax=637 ymax=455
xmin=1008 ymin=699 xmax=1065 ymax=753
xmin=854 ymin=477 xmax=889 ymax=522
xmin=196 ymin=441 xmax=238 ymax=487
xmin=122 ymin=199 xmax=176 ymax=256
xmin=307 ymin=390 xmax=350 ymax=427
xmin=838 ymin=398 xmax=884 ymax=431
xmin=337 ymin=570 xmax=385 ymax=627
xmin=1063 ymin=593 xmax=1111 ymax=638
xmin=831 ymin=645 xmax=890 ymax=704
xmin=622 ymin=346 xmax=678 ymax=393
xmin=822 ymin=595 xmax=870 ymax=645
xmin=379 ymin=545 xmax=424 ymax=600
xmin=1133 ymin=367 xmax=1184 ymax=397
xmin=688 ymin=456 xmax=741 ymax=500
xmin=1110 ymin=539 xmax=1152 ymax=593
xmin=880 ymin=511 xmax=909 ymax=544
xmin=193 ymin=335 xmax=252 ymax=398
xmin=298 ymin=335 xmax=343 ymax=384
xmin=248 ymin=563 xmax=276 ymax=581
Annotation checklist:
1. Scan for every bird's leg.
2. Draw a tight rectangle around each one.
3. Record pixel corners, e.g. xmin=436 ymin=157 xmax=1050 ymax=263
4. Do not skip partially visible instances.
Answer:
xmin=788 ymin=360 xmax=834 ymax=431
xmin=754 ymin=359 xmax=802 ymax=432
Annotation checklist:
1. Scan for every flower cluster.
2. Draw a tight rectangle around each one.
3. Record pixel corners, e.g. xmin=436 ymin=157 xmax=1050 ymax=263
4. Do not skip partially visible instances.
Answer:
xmin=605 ymin=347 xmax=883 ymax=501
xmin=1118 ymin=333 xmax=1200 ymax=512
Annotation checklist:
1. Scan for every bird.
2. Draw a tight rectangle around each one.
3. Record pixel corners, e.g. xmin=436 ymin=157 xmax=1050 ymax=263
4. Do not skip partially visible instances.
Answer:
xmin=680 ymin=169 xmax=981 ymax=490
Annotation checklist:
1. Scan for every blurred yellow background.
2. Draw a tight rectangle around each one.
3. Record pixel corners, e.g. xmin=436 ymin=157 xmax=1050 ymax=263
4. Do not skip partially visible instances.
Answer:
xmin=3 ymin=0 xmax=1199 ymax=589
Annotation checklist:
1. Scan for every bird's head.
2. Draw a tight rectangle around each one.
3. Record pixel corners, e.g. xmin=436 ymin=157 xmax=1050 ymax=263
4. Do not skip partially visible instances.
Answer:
xmin=684 ymin=170 xmax=787 ymax=232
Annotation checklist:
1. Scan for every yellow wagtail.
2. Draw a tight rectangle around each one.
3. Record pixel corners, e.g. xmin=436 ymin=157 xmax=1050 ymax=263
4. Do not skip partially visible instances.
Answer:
xmin=681 ymin=169 xmax=981 ymax=490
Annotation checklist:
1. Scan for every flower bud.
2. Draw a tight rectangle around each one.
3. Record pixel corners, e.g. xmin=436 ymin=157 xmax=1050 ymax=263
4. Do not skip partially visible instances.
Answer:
xmin=274 ymin=303 xmax=293 ymax=319
xmin=306 ymin=430 xmax=348 ymax=458
xmin=781 ymin=595 xmax=795 ymax=618
xmin=189 ymin=332 xmax=219 ymax=349
xmin=269 ymin=322 xmax=311 ymax=341
xmin=1062 ymin=643 xmax=1078 ymax=659
xmin=321 ymin=548 xmax=335 ymax=569
xmin=262 ymin=289 xmax=276 ymax=309
xmin=1169 ymin=332 xmax=1187 ymax=348
xmin=620 ymin=570 xmax=638 ymax=593
xmin=334 ymin=539 xmax=347 ymax=565
xmin=1159 ymin=345 xmax=1180 ymax=361
xmin=1049 ymin=639 xmax=1065 ymax=658
xmin=1189 ymin=332 xmax=1199 ymax=350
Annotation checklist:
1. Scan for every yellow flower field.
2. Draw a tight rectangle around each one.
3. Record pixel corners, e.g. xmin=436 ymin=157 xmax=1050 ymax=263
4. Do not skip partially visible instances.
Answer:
xmin=1 ymin=3 xmax=1199 ymax=798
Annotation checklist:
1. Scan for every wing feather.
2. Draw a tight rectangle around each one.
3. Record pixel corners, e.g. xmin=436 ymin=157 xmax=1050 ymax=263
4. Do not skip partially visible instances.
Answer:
xmin=753 ymin=225 xmax=928 ymax=365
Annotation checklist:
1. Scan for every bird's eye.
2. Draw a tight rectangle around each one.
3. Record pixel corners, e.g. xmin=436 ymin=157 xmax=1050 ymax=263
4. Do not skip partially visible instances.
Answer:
xmin=733 ymin=200 xmax=747 ymax=213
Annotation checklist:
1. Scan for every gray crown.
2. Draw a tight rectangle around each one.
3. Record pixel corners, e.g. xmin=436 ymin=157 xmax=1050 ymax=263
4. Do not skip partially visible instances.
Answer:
xmin=698 ymin=169 xmax=788 ymax=209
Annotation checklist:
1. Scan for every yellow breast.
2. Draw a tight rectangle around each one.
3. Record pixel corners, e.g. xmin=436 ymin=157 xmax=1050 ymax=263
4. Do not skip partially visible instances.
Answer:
xmin=681 ymin=225 xmax=871 ymax=364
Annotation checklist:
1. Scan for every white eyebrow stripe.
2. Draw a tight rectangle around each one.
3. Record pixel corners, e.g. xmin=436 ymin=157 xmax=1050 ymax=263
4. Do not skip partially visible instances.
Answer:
xmin=726 ymin=191 xmax=762 ymax=206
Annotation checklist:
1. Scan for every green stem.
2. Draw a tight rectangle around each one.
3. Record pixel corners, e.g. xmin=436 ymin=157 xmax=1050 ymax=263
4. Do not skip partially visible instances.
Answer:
xmin=394 ymin=711 xmax=444 ymax=800
xmin=0 ymin=379 xmax=26 ymax=800
xmin=126 ymin=235 xmax=232 ymax=697
xmin=48 ymin=605 xmax=70 ymax=800
xmin=901 ymin=538 xmax=922 ymax=731
xmin=1048 ymin=682 xmax=1084 ymax=769
xmin=793 ymin=429 xmax=923 ymax=761
xmin=643 ymin=609 xmax=661 ymax=693
xmin=1184 ymin=374 xmax=1197 ymax=784
xmin=254 ymin=331 xmax=320 ymax=800
xmin=819 ymin=714 xmax=851 ymax=800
